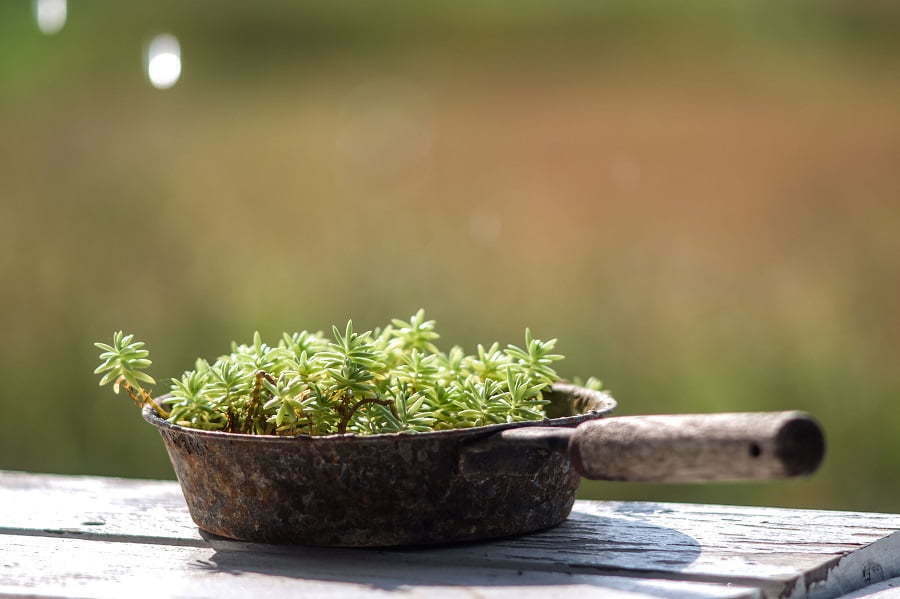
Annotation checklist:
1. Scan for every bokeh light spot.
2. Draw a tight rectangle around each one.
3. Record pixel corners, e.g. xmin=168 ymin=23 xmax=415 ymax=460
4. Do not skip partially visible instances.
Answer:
xmin=34 ymin=0 xmax=67 ymax=35
xmin=146 ymin=34 xmax=182 ymax=90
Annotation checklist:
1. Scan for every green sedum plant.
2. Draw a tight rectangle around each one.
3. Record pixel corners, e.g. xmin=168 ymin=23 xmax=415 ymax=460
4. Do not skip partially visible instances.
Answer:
xmin=94 ymin=310 xmax=603 ymax=436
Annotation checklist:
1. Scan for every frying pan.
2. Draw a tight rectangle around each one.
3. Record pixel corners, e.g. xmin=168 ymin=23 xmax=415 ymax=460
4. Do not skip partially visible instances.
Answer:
xmin=142 ymin=383 xmax=825 ymax=547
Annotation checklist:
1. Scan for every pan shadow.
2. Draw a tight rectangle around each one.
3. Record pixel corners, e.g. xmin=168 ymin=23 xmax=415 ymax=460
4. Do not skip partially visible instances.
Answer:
xmin=192 ymin=512 xmax=713 ymax=598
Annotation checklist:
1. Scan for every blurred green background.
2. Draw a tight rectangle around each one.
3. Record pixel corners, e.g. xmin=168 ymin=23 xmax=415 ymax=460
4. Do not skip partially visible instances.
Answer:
xmin=2 ymin=0 xmax=899 ymax=512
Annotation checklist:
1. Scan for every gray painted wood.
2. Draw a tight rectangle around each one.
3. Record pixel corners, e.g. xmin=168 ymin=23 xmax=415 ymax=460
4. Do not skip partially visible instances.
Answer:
xmin=0 ymin=469 xmax=203 ymax=545
xmin=0 ymin=534 xmax=760 ymax=599
xmin=839 ymin=577 xmax=900 ymax=598
xmin=1 ymin=470 xmax=898 ymax=598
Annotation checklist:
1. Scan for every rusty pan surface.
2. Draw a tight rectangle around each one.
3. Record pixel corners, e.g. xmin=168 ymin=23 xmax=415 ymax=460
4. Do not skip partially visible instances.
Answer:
xmin=143 ymin=383 xmax=616 ymax=547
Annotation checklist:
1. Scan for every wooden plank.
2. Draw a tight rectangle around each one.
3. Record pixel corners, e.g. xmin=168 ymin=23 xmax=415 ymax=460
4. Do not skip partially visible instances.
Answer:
xmin=839 ymin=577 xmax=900 ymax=598
xmin=206 ymin=508 xmax=900 ymax=599
xmin=0 ymin=535 xmax=760 ymax=599
xmin=0 ymin=469 xmax=201 ymax=546
xmin=2 ymin=470 xmax=900 ymax=598
xmin=416 ymin=501 xmax=900 ymax=596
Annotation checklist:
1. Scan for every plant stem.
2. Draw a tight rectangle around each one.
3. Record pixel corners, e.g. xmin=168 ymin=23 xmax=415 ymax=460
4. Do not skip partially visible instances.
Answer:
xmin=120 ymin=378 xmax=170 ymax=419
xmin=246 ymin=371 xmax=275 ymax=434
xmin=337 ymin=397 xmax=394 ymax=434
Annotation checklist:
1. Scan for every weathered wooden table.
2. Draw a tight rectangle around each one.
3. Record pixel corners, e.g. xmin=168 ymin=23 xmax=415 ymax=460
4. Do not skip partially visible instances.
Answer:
xmin=2 ymin=470 xmax=900 ymax=598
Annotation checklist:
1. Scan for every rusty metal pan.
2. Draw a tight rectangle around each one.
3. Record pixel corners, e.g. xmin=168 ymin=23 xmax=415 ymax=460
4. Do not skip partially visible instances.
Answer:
xmin=143 ymin=383 xmax=824 ymax=547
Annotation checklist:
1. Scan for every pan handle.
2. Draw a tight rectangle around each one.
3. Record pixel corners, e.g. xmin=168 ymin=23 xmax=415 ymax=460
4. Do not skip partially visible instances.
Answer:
xmin=498 ymin=411 xmax=825 ymax=482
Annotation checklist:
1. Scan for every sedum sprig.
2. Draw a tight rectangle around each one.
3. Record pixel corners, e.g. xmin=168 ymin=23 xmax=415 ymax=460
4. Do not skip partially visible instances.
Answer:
xmin=389 ymin=309 xmax=441 ymax=355
xmin=93 ymin=310 xmax=601 ymax=436
xmin=505 ymin=328 xmax=564 ymax=386
xmin=168 ymin=369 xmax=227 ymax=430
xmin=373 ymin=382 xmax=437 ymax=433
xmin=94 ymin=331 xmax=155 ymax=391
xmin=94 ymin=331 xmax=169 ymax=418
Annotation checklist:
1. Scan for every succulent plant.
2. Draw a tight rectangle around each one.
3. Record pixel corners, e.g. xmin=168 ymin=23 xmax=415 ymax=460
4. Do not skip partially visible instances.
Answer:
xmin=94 ymin=309 xmax=603 ymax=436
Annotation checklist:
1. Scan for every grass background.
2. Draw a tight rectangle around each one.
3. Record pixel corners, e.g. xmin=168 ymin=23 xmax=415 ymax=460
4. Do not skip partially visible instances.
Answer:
xmin=1 ymin=0 xmax=899 ymax=511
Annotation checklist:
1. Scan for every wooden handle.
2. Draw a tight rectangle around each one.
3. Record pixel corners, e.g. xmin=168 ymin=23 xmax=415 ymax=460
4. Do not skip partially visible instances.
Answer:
xmin=569 ymin=412 xmax=825 ymax=482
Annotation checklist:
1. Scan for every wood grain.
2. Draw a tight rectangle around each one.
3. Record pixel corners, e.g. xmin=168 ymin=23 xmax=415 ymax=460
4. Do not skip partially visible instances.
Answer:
xmin=570 ymin=412 xmax=824 ymax=482
xmin=0 ymin=534 xmax=760 ymax=599
xmin=839 ymin=577 xmax=900 ymax=599
xmin=0 ymin=469 xmax=202 ymax=545
xmin=2 ymin=470 xmax=898 ymax=598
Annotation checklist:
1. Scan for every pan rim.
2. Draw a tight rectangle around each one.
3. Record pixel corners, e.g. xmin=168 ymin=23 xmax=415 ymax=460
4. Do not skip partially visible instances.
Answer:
xmin=141 ymin=382 xmax=616 ymax=443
